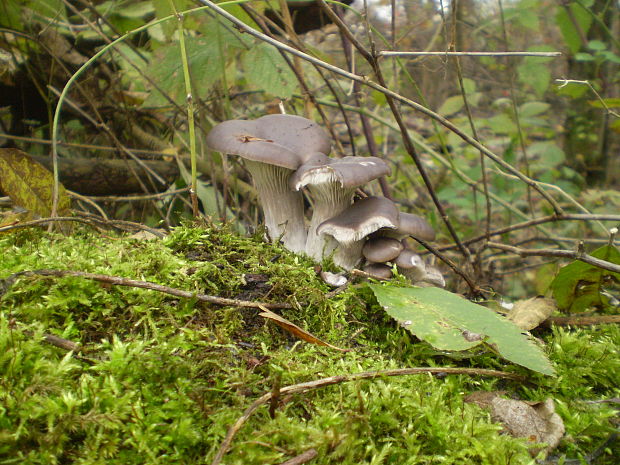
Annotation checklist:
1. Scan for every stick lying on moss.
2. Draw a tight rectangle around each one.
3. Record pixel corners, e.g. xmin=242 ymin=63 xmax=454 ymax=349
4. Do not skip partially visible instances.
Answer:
xmin=211 ymin=367 xmax=525 ymax=465
xmin=3 ymin=269 xmax=292 ymax=310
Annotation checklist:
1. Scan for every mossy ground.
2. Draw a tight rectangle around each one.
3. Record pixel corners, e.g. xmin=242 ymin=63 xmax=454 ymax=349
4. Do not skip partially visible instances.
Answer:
xmin=1 ymin=224 xmax=618 ymax=464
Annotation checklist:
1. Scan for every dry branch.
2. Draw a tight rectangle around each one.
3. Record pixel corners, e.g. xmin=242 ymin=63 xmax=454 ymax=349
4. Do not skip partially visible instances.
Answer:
xmin=487 ymin=242 xmax=620 ymax=273
xmin=7 ymin=270 xmax=293 ymax=310
xmin=379 ymin=51 xmax=562 ymax=57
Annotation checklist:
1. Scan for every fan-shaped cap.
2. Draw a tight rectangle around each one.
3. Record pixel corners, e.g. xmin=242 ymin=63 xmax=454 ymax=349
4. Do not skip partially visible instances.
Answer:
xmin=290 ymin=156 xmax=390 ymax=191
xmin=394 ymin=248 xmax=425 ymax=270
xmin=362 ymin=237 xmax=403 ymax=263
xmin=206 ymin=114 xmax=331 ymax=169
xmin=362 ymin=263 xmax=393 ymax=280
xmin=395 ymin=212 xmax=435 ymax=241
xmin=317 ymin=196 xmax=400 ymax=245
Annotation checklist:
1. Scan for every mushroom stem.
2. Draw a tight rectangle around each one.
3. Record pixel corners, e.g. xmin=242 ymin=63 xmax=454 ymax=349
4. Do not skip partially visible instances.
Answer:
xmin=304 ymin=186 xmax=354 ymax=261
xmin=332 ymin=240 xmax=365 ymax=270
xmin=245 ymin=160 xmax=307 ymax=253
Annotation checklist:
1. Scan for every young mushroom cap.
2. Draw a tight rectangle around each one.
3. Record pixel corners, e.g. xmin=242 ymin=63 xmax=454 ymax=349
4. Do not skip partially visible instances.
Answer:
xmin=317 ymin=196 xmax=400 ymax=270
xmin=206 ymin=115 xmax=331 ymax=254
xmin=362 ymin=263 xmax=393 ymax=280
xmin=291 ymin=157 xmax=391 ymax=260
xmin=362 ymin=237 xmax=404 ymax=263
xmin=317 ymin=196 xmax=400 ymax=245
xmin=395 ymin=248 xmax=427 ymax=282
xmin=383 ymin=211 xmax=435 ymax=241
xmin=418 ymin=265 xmax=446 ymax=288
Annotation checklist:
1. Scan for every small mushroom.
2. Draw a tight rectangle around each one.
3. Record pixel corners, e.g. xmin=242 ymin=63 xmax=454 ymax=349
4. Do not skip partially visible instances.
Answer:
xmin=362 ymin=237 xmax=404 ymax=263
xmin=317 ymin=196 xmax=400 ymax=270
xmin=382 ymin=211 xmax=435 ymax=241
xmin=320 ymin=271 xmax=348 ymax=287
xmin=418 ymin=265 xmax=446 ymax=288
xmin=395 ymin=248 xmax=445 ymax=287
xmin=395 ymin=248 xmax=427 ymax=283
xmin=291 ymin=156 xmax=391 ymax=260
xmin=206 ymin=115 xmax=331 ymax=253
xmin=362 ymin=262 xmax=393 ymax=280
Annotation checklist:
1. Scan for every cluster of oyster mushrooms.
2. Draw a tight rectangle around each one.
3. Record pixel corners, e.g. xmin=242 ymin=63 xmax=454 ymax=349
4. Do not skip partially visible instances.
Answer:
xmin=206 ymin=114 xmax=444 ymax=287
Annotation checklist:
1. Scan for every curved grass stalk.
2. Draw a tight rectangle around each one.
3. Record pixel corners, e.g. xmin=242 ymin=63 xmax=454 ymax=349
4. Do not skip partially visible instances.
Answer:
xmin=167 ymin=0 xmax=199 ymax=216
xmin=50 ymin=1 xmax=249 ymax=217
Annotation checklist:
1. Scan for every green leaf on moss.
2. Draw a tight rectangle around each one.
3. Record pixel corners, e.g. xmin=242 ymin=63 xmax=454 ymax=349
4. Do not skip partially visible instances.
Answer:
xmin=369 ymin=285 xmax=556 ymax=376
xmin=550 ymin=245 xmax=620 ymax=312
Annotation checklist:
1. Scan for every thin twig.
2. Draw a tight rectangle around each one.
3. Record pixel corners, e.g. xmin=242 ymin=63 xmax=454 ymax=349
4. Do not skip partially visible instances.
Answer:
xmin=435 ymin=214 xmax=620 ymax=252
xmin=378 ymin=51 xmax=562 ymax=57
xmin=9 ymin=270 xmax=293 ymax=310
xmin=46 ymin=334 xmax=81 ymax=352
xmin=0 ymin=133 xmax=173 ymax=156
xmin=555 ymin=79 xmax=620 ymax=118
xmin=318 ymin=0 xmax=476 ymax=284
xmin=0 ymin=216 xmax=166 ymax=237
xmin=278 ymin=449 xmax=318 ymax=465
xmin=210 ymin=367 xmax=523 ymax=465
xmin=487 ymin=242 xmax=620 ymax=273
xmin=77 ymin=188 xmax=190 ymax=203
xmin=542 ymin=315 xmax=620 ymax=327
xmin=412 ymin=238 xmax=481 ymax=294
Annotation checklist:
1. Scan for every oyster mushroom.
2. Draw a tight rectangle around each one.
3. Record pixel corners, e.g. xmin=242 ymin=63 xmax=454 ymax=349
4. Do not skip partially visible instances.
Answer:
xmin=291 ymin=156 xmax=390 ymax=260
xmin=362 ymin=237 xmax=404 ymax=263
xmin=206 ymin=114 xmax=330 ymax=253
xmin=317 ymin=196 xmax=400 ymax=270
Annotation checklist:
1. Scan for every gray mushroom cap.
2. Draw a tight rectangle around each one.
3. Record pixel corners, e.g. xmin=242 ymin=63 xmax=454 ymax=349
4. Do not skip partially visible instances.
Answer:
xmin=317 ymin=196 xmax=400 ymax=270
xmin=362 ymin=237 xmax=404 ymax=263
xmin=362 ymin=263 xmax=393 ymax=280
xmin=290 ymin=156 xmax=390 ymax=192
xmin=394 ymin=248 xmax=425 ymax=270
xmin=206 ymin=114 xmax=331 ymax=166
xmin=317 ymin=196 xmax=400 ymax=245
xmin=206 ymin=115 xmax=331 ymax=253
xmin=395 ymin=248 xmax=427 ymax=283
xmin=381 ymin=211 xmax=435 ymax=241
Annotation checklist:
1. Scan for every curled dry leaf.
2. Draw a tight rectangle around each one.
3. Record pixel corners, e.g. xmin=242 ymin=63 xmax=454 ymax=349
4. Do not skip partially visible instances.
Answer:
xmin=507 ymin=297 xmax=556 ymax=330
xmin=258 ymin=306 xmax=349 ymax=352
xmin=465 ymin=392 xmax=565 ymax=457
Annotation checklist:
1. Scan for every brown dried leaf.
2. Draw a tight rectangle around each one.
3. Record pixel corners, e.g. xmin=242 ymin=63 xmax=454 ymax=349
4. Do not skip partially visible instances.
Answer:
xmin=258 ymin=307 xmax=349 ymax=352
xmin=466 ymin=392 xmax=565 ymax=457
xmin=508 ymin=297 xmax=556 ymax=330
xmin=0 ymin=149 xmax=71 ymax=218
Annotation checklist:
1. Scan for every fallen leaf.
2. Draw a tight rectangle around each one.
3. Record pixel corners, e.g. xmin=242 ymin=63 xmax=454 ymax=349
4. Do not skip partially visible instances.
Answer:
xmin=258 ymin=306 xmax=349 ymax=352
xmin=466 ymin=392 xmax=565 ymax=457
xmin=508 ymin=297 xmax=556 ymax=330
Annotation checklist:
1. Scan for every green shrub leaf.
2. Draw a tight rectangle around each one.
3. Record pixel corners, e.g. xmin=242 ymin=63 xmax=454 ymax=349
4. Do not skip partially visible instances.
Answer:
xmin=369 ymin=284 xmax=556 ymax=376
xmin=550 ymin=245 xmax=620 ymax=312
xmin=242 ymin=42 xmax=297 ymax=98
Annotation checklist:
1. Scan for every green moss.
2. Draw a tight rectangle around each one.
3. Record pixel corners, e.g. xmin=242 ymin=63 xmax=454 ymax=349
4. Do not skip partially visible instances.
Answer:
xmin=1 ymin=226 xmax=618 ymax=464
